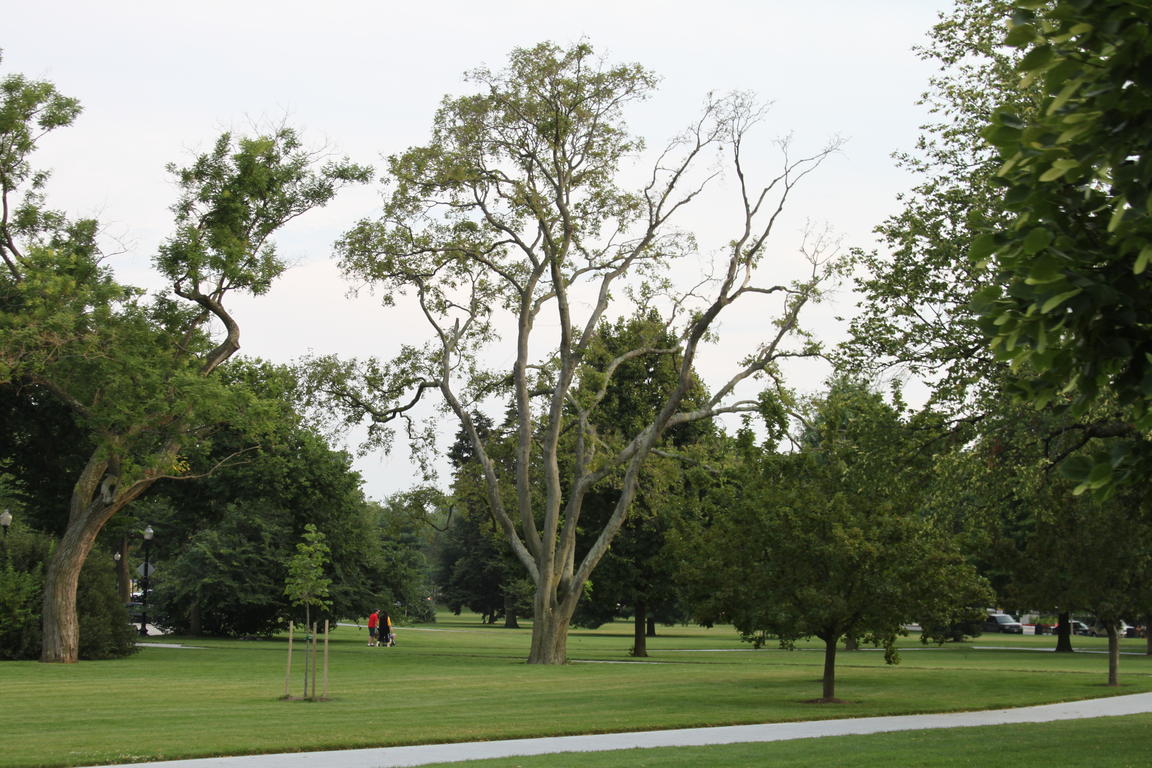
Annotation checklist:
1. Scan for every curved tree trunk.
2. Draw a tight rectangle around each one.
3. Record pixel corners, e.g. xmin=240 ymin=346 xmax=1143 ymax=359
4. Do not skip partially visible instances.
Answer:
xmin=41 ymin=454 xmax=151 ymax=663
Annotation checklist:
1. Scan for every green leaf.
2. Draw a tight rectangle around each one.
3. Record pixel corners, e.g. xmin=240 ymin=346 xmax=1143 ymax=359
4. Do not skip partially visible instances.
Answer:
xmin=1022 ymin=227 xmax=1054 ymax=255
xmin=1047 ymin=79 xmax=1083 ymax=115
xmin=1039 ymin=288 xmax=1081 ymax=314
xmin=1135 ymin=245 xmax=1152 ymax=275
xmin=1005 ymin=23 xmax=1038 ymax=47
xmin=1107 ymin=201 xmax=1127 ymax=233
xmin=1039 ymin=157 xmax=1079 ymax=182
xmin=1019 ymin=44 xmax=1053 ymax=72
xmin=1025 ymin=252 xmax=1062 ymax=283
xmin=969 ymin=233 xmax=999 ymax=265
xmin=1059 ymin=454 xmax=1093 ymax=482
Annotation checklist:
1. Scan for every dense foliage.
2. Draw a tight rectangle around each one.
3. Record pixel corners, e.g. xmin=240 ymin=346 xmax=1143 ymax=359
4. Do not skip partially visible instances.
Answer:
xmin=976 ymin=0 xmax=1152 ymax=494
xmin=683 ymin=380 xmax=990 ymax=701
xmin=0 ymin=524 xmax=135 ymax=660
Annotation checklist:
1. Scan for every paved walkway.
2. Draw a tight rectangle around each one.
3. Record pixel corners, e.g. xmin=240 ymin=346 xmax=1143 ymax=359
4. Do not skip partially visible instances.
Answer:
xmin=79 ymin=692 xmax=1152 ymax=768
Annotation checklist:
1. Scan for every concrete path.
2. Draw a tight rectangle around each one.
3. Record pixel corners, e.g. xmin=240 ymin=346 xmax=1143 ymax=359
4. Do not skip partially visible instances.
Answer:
xmin=78 ymin=692 xmax=1152 ymax=768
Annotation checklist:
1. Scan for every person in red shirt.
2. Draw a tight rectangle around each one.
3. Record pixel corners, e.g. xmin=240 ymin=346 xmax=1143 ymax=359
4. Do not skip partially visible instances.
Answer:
xmin=367 ymin=609 xmax=380 ymax=647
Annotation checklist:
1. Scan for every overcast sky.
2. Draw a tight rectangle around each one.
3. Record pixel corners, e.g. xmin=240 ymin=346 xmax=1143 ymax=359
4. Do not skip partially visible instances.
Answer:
xmin=5 ymin=1 xmax=957 ymax=500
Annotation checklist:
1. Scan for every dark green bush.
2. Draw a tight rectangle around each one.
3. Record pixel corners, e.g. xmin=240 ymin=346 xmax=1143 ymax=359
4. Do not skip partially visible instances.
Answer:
xmin=0 ymin=525 xmax=136 ymax=660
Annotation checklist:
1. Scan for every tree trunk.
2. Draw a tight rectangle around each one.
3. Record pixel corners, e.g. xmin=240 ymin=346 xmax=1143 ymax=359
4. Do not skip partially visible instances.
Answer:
xmin=1055 ymin=610 xmax=1074 ymax=653
xmin=41 ymin=454 xmax=151 ymax=663
xmin=189 ymin=598 xmax=202 ymax=636
xmin=844 ymin=635 xmax=859 ymax=651
xmin=1107 ymin=625 xmax=1119 ymax=686
xmin=646 ymin=615 xmax=656 ymax=637
xmin=40 ymin=539 xmax=86 ymax=664
xmin=527 ymin=585 xmax=577 ymax=664
xmin=631 ymin=600 xmax=648 ymax=657
xmin=115 ymin=538 xmax=130 ymax=602
xmin=503 ymin=592 xmax=520 ymax=629
xmin=820 ymin=634 xmax=839 ymax=702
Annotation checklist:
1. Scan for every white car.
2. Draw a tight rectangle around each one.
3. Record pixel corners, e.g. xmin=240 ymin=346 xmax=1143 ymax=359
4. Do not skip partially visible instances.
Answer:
xmin=1091 ymin=621 xmax=1134 ymax=638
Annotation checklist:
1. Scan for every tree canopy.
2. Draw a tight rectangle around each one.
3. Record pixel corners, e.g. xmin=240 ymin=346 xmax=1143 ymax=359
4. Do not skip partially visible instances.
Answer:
xmin=0 ymin=55 xmax=370 ymax=662
xmin=974 ymin=0 xmax=1152 ymax=495
xmin=303 ymin=41 xmax=844 ymax=664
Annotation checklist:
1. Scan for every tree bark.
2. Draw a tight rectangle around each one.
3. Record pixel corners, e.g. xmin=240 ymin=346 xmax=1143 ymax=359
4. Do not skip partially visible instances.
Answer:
xmin=503 ymin=592 xmax=520 ymax=629
xmin=646 ymin=615 xmax=656 ymax=638
xmin=1055 ymin=610 xmax=1074 ymax=653
xmin=820 ymin=635 xmax=839 ymax=702
xmin=527 ymin=585 xmax=577 ymax=664
xmin=1107 ymin=625 xmax=1119 ymax=686
xmin=115 ymin=537 xmax=130 ymax=602
xmin=41 ymin=454 xmax=151 ymax=663
xmin=189 ymin=598 xmax=202 ymax=636
xmin=631 ymin=600 xmax=648 ymax=657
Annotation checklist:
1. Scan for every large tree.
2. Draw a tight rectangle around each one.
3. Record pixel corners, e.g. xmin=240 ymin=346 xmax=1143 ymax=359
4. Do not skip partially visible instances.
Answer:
xmin=304 ymin=42 xmax=843 ymax=663
xmin=685 ymin=379 xmax=990 ymax=702
xmin=571 ymin=311 xmax=716 ymax=657
xmin=844 ymin=0 xmax=1033 ymax=410
xmin=974 ymin=0 xmax=1152 ymax=495
xmin=0 ymin=61 xmax=370 ymax=662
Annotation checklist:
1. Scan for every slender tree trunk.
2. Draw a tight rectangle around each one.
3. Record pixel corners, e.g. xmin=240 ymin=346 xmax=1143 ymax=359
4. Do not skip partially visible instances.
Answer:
xmin=631 ymin=600 xmax=648 ymax=657
xmin=820 ymin=635 xmax=839 ymax=702
xmin=115 ymin=538 xmax=130 ymax=602
xmin=302 ymin=607 xmax=311 ymax=698
xmin=1055 ymin=610 xmax=1074 ymax=653
xmin=1107 ymin=626 xmax=1119 ymax=686
xmin=284 ymin=621 xmax=294 ymax=699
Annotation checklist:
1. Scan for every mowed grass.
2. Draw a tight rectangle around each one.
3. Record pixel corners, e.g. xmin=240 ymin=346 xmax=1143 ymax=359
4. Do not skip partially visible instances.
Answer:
xmin=2 ymin=613 xmax=1150 ymax=767
xmin=417 ymin=713 xmax=1152 ymax=768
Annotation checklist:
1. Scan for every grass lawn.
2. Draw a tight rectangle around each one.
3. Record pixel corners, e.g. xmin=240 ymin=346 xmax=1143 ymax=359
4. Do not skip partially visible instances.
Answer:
xmin=417 ymin=714 xmax=1152 ymax=767
xmin=2 ymin=612 xmax=1150 ymax=767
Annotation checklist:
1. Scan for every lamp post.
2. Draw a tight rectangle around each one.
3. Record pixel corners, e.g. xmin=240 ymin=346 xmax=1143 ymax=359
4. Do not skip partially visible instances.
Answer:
xmin=140 ymin=525 xmax=154 ymax=636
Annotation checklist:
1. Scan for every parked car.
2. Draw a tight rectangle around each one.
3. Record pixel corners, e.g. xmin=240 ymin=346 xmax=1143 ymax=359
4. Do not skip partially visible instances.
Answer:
xmin=1051 ymin=620 xmax=1092 ymax=636
xmin=984 ymin=613 xmax=1023 ymax=634
xmin=1091 ymin=621 xmax=1135 ymax=638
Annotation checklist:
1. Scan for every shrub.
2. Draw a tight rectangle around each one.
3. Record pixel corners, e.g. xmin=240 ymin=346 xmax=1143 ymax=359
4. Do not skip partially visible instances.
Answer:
xmin=0 ymin=525 xmax=136 ymax=660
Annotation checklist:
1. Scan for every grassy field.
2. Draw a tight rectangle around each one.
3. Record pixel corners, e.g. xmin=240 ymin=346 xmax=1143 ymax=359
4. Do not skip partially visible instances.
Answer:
xmin=2 ymin=612 xmax=1150 ymax=767
xmin=418 ymin=714 xmax=1152 ymax=768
